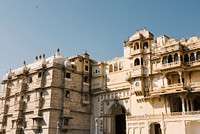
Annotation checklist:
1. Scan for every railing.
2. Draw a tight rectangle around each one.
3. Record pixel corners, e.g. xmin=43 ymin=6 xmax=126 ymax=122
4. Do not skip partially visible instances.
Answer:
xmin=150 ymin=82 xmax=200 ymax=95
xmin=159 ymin=61 xmax=182 ymax=70
xmin=129 ymin=49 xmax=143 ymax=56
xmin=184 ymin=60 xmax=200 ymax=67
xmin=127 ymin=111 xmax=200 ymax=121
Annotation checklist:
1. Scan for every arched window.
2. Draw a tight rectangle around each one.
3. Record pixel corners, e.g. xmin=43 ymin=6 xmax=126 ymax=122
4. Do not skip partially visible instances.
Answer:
xmin=197 ymin=51 xmax=200 ymax=60
xmin=109 ymin=64 xmax=113 ymax=72
xmin=190 ymin=53 xmax=195 ymax=61
xmin=168 ymin=55 xmax=173 ymax=63
xmin=162 ymin=56 xmax=167 ymax=64
xmin=143 ymin=42 xmax=148 ymax=50
xmin=174 ymin=53 xmax=179 ymax=61
xmin=134 ymin=58 xmax=140 ymax=66
xmin=134 ymin=42 xmax=139 ymax=50
xmin=114 ymin=63 xmax=118 ymax=72
xmin=184 ymin=54 xmax=189 ymax=62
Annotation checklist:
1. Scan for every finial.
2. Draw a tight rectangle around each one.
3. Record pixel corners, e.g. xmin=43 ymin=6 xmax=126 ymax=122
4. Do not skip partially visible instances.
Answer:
xmin=39 ymin=55 xmax=42 ymax=59
xmin=57 ymin=48 xmax=60 ymax=52
xmin=35 ymin=56 xmax=38 ymax=61
xmin=23 ymin=61 xmax=26 ymax=65
xmin=43 ymin=54 xmax=45 ymax=58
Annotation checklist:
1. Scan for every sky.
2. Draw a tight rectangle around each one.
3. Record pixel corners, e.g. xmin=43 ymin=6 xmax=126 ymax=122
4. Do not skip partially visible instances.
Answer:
xmin=0 ymin=0 xmax=200 ymax=80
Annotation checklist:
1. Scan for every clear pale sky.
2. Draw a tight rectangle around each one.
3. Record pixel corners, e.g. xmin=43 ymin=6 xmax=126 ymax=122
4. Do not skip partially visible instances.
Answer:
xmin=0 ymin=0 xmax=200 ymax=80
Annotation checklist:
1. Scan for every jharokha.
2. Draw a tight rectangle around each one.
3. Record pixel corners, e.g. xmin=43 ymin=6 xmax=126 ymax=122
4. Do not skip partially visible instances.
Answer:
xmin=1 ymin=28 xmax=200 ymax=134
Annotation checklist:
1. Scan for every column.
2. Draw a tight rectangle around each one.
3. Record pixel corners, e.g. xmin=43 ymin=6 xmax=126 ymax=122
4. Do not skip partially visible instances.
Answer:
xmin=186 ymin=98 xmax=189 ymax=111
xmin=180 ymin=95 xmax=186 ymax=112
xmin=189 ymin=98 xmax=194 ymax=111
xmin=178 ymin=71 xmax=183 ymax=84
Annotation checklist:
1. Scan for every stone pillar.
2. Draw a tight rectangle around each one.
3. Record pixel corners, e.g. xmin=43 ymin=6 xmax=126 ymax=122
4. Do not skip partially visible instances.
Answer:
xmin=186 ymin=98 xmax=189 ymax=111
xmin=180 ymin=95 xmax=186 ymax=112
xmin=189 ymin=98 xmax=194 ymax=111
xmin=178 ymin=71 xmax=183 ymax=84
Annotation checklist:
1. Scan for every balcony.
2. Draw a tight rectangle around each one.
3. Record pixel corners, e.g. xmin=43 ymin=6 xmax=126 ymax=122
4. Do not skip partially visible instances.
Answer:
xmin=14 ymin=83 xmax=27 ymax=92
xmin=127 ymin=111 xmax=200 ymax=121
xmin=34 ymin=97 xmax=44 ymax=108
xmin=184 ymin=60 xmax=200 ymax=68
xmin=129 ymin=49 xmax=143 ymax=56
xmin=1 ymin=105 xmax=9 ymax=114
xmin=158 ymin=61 xmax=183 ymax=71
xmin=130 ymin=66 xmax=144 ymax=78
xmin=14 ymin=100 xmax=25 ymax=111
xmin=31 ymin=125 xmax=41 ymax=130
xmin=150 ymin=83 xmax=187 ymax=95
xmin=5 ymin=88 xmax=11 ymax=97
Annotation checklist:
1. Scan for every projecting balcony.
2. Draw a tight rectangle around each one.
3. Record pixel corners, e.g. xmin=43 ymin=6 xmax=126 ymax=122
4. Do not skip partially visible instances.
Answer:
xmin=184 ymin=60 xmax=200 ymax=67
xmin=129 ymin=49 xmax=143 ymax=56
xmin=129 ymin=66 xmax=144 ymax=78
xmin=14 ymin=83 xmax=27 ymax=92
xmin=158 ymin=61 xmax=183 ymax=71
xmin=1 ymin=105 xmax=9 ymax=114
xmin=34 ymin=97 xmax=44 ymax=108
xmin=149 ymin=83 xmax=187 ymax=95
xmin=14 ymin=100 xmax=25 ymax=111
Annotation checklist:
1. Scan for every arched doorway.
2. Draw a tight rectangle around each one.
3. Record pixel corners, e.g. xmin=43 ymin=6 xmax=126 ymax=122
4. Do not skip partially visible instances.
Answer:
xmin=150 ymin=123 xmax=162 ymax=134
xmin=110 ymin=102 xmax=126 ymax=134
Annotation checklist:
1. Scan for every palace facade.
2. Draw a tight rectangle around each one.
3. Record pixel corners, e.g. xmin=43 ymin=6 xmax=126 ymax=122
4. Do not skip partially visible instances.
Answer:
xmin=1 ymin=29 xmax=200 ymax=134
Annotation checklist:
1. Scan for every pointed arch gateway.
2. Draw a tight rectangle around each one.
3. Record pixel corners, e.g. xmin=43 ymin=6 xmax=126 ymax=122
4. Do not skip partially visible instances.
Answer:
xmin=109 ymin=102 xmax=126 ymax=134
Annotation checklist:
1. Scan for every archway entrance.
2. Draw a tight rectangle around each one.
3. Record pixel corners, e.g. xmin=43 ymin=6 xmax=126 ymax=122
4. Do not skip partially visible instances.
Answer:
xmin=111 ymin=102 xmax=126 ymax=134
xmin=150 ymin=123 xmax=162 ymax=134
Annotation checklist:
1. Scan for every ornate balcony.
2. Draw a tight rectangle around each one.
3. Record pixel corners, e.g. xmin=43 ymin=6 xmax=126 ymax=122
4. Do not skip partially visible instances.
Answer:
xmin=14 ymin=100 xmax=25 ymax=111
xmin=127 ymin=111 xmax=200 ymax=121
xmin=184 ymin=60 xmax=200 ymax=67
xmin=149 ymin=83 xmax=187 ymax=95
xmin=158 ymin=61 xmax=183 ymax=71
xmin=129 ymin=49 xmax=143 ymax=56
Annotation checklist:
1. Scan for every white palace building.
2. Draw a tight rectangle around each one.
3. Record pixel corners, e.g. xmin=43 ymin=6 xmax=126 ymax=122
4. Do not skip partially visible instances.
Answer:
xmin=1 ymin=28 xmax=200 ymax=134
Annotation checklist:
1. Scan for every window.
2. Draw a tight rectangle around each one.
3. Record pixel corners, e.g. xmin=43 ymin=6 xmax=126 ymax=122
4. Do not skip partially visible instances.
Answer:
xmin=168 ymin=55 xmax=173 ymax=63
xmin=134 ymin=58 xmax=140 ymax=66
xmin=85 ymin=65 xmax=89 ymax=71
xmin=38 ymin=72 xmax=42 ymax=78
xmin=27 ymin=95 xmax=30 ymax=102
xmin=63 ymin=118 xmax=69 ymax=126
xmin=84 ymin=76 xmax=89 ymax=83
xmin=143 ymin=42 xmax=148 ymax=50
xmin=65 ymin=72 xmax=71 ymax=79
xmin=65 ymin=90 xmax=70 ymax=98
xmin=174 ymin=53 xmax=179 ymax=61
xmin=114 ymin=63 xmax=118 ymax=72
xmin=28 ymin=76 xmax=33 ymax=83
xmin=184 ymin=54 xmax=189 ymax=62
xmin=190 ymin=53 xmax=195 ymax=61
xmin=109 ymin=64 xmax=113 ymax=72
xmin=84 ymin=94 xmax=89 ymax=101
